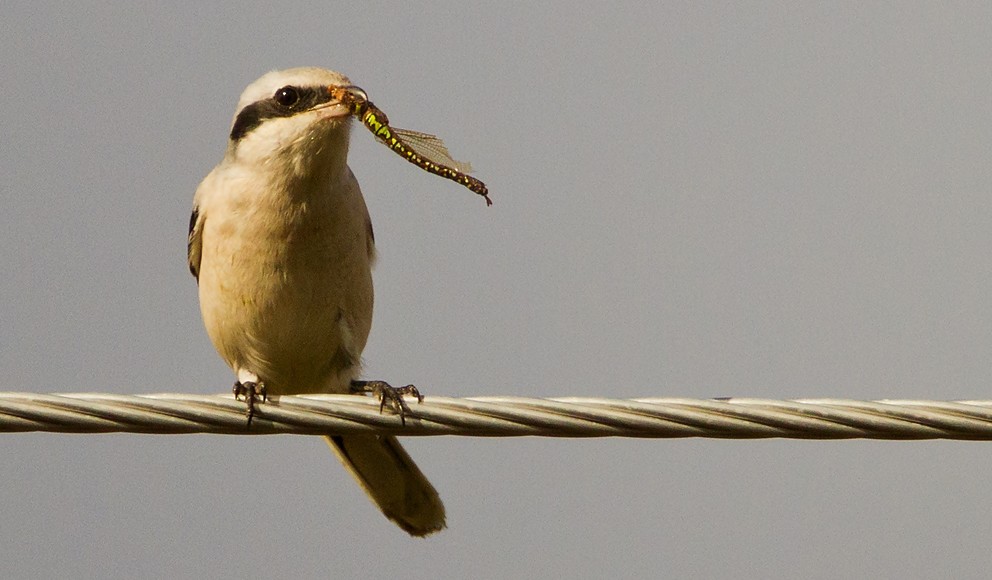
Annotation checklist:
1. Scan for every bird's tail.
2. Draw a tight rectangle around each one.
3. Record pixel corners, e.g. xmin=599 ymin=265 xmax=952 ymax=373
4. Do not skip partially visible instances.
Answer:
xmin=324 ymin=435 xmax=446 ymax=536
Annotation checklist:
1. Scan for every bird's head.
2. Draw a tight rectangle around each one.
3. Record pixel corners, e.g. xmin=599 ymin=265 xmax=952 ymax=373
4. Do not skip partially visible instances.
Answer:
xmin=225 ymin=67 xmax=354 ymax=174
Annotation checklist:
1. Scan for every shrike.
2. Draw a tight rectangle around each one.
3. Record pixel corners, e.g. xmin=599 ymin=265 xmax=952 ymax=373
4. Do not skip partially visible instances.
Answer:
xmin=187 ymin=67 xmax=445 ymax=536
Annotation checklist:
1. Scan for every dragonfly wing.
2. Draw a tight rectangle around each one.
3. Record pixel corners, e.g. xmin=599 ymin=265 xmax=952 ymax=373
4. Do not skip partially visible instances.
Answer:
xmin=393 ymin=128 xmax=474 ymax=174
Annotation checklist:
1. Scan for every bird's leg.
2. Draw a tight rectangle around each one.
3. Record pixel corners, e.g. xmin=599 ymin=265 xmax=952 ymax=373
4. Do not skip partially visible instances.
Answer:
xmin=233 ymin=380 xmax=267 ymax=427
xmin=350 ymin=380 xmax=424 ymax=426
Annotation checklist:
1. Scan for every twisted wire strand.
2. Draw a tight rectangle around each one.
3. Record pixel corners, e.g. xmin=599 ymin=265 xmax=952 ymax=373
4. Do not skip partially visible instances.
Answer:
xmin=2 ymin=392 xmax=992 ymax=439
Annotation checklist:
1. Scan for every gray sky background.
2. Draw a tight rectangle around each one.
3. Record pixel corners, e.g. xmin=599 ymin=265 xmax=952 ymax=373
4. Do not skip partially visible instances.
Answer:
xmin=3 ymin=2 xmax=992 ymax=578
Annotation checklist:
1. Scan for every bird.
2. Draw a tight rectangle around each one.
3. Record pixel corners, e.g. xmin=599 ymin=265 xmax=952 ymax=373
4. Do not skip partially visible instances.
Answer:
xmin=187 ymin=66 xmax=445 ymax=536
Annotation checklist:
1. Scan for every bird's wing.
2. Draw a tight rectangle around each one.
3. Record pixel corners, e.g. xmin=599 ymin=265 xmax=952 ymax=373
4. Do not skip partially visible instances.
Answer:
xmin=187 ymin=204 xmax=203 ymax=282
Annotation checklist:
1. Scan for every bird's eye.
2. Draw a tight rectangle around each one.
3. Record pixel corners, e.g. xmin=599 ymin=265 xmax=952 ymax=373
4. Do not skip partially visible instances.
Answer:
xmin=274 ymin=86 xmax=300 ymax=108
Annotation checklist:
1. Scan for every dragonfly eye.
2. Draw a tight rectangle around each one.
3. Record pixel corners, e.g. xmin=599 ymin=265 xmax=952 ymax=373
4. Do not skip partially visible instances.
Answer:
xmin=274 ymin=86 xmax=300 ymax=108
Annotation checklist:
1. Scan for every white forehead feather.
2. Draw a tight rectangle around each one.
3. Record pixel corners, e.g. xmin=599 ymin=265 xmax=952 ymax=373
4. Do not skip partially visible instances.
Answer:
xmin=234 ymin=67 xmax=351 ymax=116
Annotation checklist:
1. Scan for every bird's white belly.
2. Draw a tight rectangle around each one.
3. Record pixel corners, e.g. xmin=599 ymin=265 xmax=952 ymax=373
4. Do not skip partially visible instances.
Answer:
xmin=198 ymin=200 xmax=372 ymax=395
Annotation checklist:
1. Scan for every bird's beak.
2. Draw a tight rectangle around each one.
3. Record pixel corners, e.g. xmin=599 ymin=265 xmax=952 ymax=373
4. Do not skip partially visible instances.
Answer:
xmin=327 ymin=84 xmax=370 ymax=112
xmin=305 ymin=85 xmax=358 ymax=120
xmin=313 ymin=99 xmax=351 ymax=119
xmin=331 ymin=85 xmax=368 ymax=102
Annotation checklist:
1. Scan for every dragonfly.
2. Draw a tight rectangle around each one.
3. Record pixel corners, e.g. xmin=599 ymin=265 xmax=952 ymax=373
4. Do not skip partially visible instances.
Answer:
xmin=329 ymin=85 xmax=492 ymax=206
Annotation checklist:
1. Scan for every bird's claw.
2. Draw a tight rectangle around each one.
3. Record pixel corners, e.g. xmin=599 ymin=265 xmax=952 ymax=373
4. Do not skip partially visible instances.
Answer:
xmin=233 ymin=380 xmax=267 ymax=426
xmin=350 ymin=380 xmax=424 ymax=426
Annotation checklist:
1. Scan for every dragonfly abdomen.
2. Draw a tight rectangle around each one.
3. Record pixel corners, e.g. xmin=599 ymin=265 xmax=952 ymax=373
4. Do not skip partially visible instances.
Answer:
xmin=331 ymin=84 xmax=492 ymax=206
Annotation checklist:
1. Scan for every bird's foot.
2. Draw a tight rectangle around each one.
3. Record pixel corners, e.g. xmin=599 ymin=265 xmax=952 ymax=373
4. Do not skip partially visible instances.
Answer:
xmin=233 ymin=380 xmax=267 ymax=427
xmin=350 ymin=380 xmax=424 ymax=426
